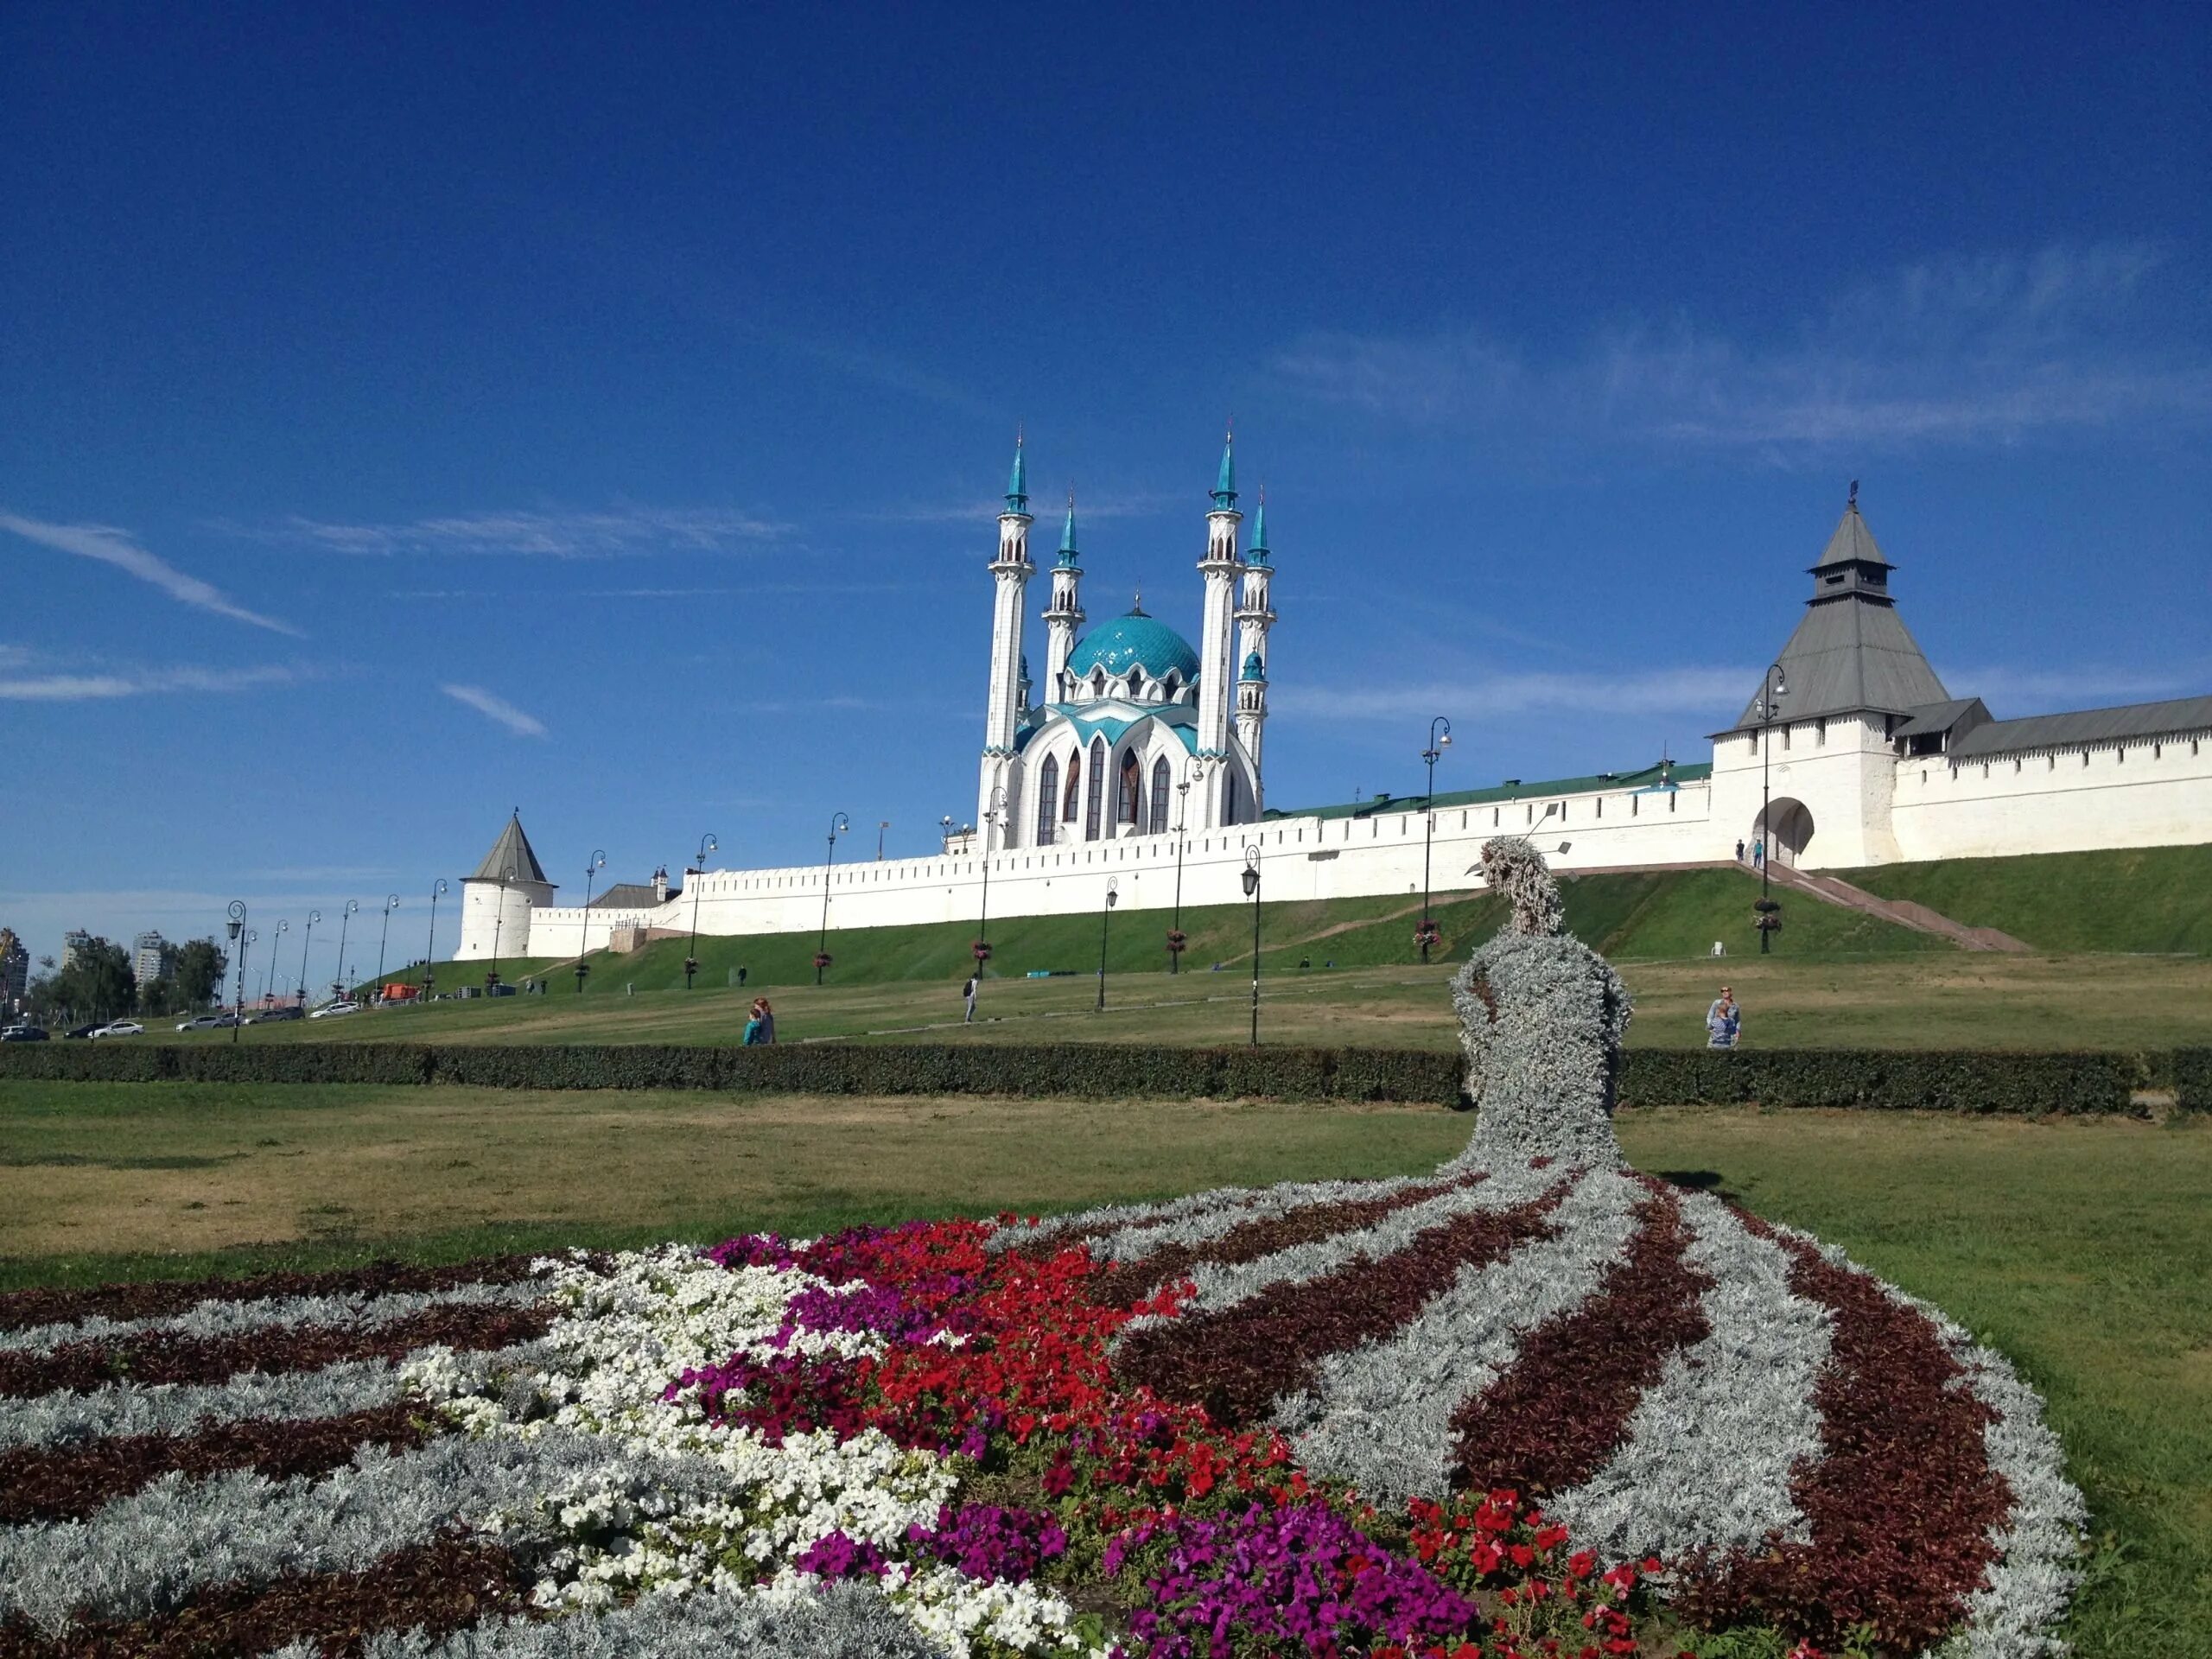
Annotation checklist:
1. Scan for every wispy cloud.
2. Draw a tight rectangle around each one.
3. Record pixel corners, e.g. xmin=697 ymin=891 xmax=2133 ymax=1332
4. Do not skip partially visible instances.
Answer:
xmin=1278 ymin=665 xmax=1752 ymax=722
xmin=1274 ymin=242 xmax=2211 ymax=453
xmin=1935 ymin=661 xmax=2210 ymax=712
xmin=1 ymin=512 xmax=303 ymax=635
xmin=440 ymin=683 xmax=547 ymax=737
xmin=265 ymin=505 xmax=786 ymax=559
xmin=0 ymin=660 xmax=296 ymax=702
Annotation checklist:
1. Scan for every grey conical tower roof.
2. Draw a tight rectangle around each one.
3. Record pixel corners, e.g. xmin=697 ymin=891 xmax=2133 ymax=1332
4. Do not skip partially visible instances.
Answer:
xmin=1725 ymin=498 xmax=1948 ymax=732
xmin=470 ymin=813 xmax=550 ymax=885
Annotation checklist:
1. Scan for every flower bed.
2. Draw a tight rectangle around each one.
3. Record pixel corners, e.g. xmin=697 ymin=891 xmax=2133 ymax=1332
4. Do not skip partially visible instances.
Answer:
xmin=0 ymin=1161 xmax=2082 ymax=1658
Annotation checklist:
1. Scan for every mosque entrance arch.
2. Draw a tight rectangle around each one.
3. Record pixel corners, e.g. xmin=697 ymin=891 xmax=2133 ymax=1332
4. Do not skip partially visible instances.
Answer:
xmin=1751 ymin=798 xmax=1815 ymax=868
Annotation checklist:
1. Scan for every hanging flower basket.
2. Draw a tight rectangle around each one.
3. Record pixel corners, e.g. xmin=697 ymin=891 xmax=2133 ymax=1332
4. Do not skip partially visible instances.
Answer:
xmin=1166 ymin=930 xmax=1187 ymax=954
xmin=482 ymin=969 xmax=501 ymax=989
xmin=1414 ymin=918 xmax=1442 ymax=949
xmin=813 ymin=951 xmax=834 ymax=970
xmin=682 ymin=957 xmax=699 ymax=976
xmin=971 ymin=940 xmax=993 ymax=963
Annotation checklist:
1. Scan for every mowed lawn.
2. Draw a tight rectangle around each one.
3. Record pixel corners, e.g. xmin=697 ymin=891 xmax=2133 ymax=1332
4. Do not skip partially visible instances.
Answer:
xmin=0 ymin=1085 xmax=2202 ymax=1656
xmin=150 ymin=950 xmax=2212 ymax=1054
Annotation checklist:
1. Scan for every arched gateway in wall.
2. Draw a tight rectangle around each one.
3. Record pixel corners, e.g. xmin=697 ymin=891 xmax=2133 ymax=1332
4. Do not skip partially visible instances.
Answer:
xmin=1752 ymin=798 xmax=1815 ymax=867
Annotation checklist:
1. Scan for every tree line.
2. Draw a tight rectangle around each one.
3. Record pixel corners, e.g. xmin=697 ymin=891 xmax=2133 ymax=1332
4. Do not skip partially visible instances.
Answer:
xmin=21 ymin=937 xmax=228 ymax=1025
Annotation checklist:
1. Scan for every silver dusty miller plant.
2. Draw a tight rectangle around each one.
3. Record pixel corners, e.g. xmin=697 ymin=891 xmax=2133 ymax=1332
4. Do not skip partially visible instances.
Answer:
xmin=1450 ymin=836 xmax=1631 ymax=1168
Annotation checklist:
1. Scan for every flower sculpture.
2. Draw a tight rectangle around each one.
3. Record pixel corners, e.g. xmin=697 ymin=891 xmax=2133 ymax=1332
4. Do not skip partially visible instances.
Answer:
xmin=1450 ymin=836 xmax=1631 ymax=1169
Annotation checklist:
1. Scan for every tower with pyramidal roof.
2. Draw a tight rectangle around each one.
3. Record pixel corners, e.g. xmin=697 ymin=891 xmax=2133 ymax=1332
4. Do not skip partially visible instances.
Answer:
xmin=454 ymin=810 xmax=556 ymax=963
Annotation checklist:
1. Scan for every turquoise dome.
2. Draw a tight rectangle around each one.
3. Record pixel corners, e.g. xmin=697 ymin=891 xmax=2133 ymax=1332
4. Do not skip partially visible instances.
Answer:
xmin=1067 ymin=608 xmax=1200 ymax=683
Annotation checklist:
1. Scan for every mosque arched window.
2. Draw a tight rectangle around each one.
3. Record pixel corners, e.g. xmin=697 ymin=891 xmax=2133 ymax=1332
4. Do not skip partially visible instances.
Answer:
xmin=1224 ymin=771 xmax=1241 ymax=822
xmin=1162 ymin=672 xmax=1179 ymax=699
xmin=1126 ymin=672 xmax=1142 ymax=700
xmin=1062 ymin=752 xmax=1081 ymax=820
xmin=1091 ymin=671 xmax=1106 ymax=698
xmin=1036 ymin=755 xmax=1059 ymax=844
xmin=1119 ymin=749 xmax=1141 ymax=825
xmin=1085 ymin=740 xmax=1107 ymax=841
xmin=1149 ymin=756 xmax=1172 ymax=834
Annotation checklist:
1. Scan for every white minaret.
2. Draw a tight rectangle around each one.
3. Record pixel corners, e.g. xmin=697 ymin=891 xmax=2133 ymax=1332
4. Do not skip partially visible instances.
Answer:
xmin=1042 ymin=489 xmax=1084 ymax=702
xmin=979 ymin=436 xmax=1033 ymax=846
xmin=1233 ymin=491 xmax=1275 ymax=810
xmin=1194 ymin=431 xmax=1243 ymax=828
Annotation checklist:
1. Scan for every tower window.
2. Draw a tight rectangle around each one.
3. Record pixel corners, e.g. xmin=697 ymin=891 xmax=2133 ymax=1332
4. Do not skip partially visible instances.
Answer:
xmin=1150 ymin=756 xmax=1171 ymax=835
xmin=1036 ymin=754 xmax=1058 ymax=843
xmin=1086 ymin=740 xmax=1106 ymax=840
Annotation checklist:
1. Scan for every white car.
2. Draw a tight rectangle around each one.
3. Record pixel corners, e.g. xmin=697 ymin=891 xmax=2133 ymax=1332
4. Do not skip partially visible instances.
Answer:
xmin=90 ymin=1021 xmax=145 ymax=1038
xmin=308 ymin=1001 xmax=360 ymax=1020
xmin=175 ymin=1014 xmax=228 ymax=1031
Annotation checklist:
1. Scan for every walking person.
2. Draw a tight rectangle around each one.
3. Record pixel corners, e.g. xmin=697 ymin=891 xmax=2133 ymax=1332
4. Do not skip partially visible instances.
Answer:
xmin=1751 ymin=836 xmax=1765 ymax=870
xmin=1705 ymin=985 xmax=1740 ymax=1049
xmin=743 ymin=996 xmax=776 ymax=1045
xmin=1734 ymin=837 xmax=1745 ymax=863
xmin=962 ymin=974 xmax=978 ymax=1024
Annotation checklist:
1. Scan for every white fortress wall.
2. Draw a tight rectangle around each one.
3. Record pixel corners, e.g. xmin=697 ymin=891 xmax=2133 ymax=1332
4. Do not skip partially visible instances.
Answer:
xmin=518 ymin=777 xmax=1719 ymax=953
xmin=453 ymin=878 xmax=552 ymax=960
xmin=1892 ymin=728 xmax=2212 ymax=861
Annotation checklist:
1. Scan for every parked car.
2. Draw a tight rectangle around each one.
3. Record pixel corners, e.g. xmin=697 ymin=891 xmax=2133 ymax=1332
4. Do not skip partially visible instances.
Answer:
xmin=63 ymin=1023 xmax=102 ymax=1039
xmin=0 ymin=1025 xmax=48 ymax=1042
xmin=90 ymin=1021 xmax=145 ymax=1039
xmin=308 ymin=1001 xmax=359 ymax=1020
xmin=175 ymin=1014 xmax=229 ymax=1031
xmin=247 ymin=1006 xmax=304 ymax=1024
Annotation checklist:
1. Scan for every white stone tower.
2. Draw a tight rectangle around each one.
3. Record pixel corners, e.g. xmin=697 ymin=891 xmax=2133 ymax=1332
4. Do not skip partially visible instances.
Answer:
xmin=454 ymin=811 xmax=556 ymax=962
xmin=1233 ymin=493 xmax=1274 ymax=810
xmin=1194 ymin=431 xmax=1243 ymax=828
xmin=1042 ymin=490 xmax=1084 ymax=702
xmin=978 ymin=435 xmax=1034 ymax=845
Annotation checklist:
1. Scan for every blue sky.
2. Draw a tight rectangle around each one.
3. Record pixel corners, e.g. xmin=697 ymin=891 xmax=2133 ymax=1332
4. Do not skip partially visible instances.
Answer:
xmin=3 ymin=3 xmax=2207 ymax=977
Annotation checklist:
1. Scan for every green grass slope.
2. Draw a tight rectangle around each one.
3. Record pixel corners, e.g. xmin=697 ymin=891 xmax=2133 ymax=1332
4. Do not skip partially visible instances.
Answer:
xmin=1841 ymin=843 xmax=2212 ymax=955
xmin=360 ymin=866 xmax=1936 ymax=999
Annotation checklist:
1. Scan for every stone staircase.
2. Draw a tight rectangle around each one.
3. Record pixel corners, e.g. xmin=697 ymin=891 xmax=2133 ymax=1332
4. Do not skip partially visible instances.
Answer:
xmin=1764 ymin=864 xmax=2031 ymax=952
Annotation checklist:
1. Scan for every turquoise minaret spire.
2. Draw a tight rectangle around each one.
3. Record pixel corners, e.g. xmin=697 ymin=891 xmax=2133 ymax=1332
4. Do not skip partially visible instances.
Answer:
xmin=1005 ymin=434 xmax=1028 ymax=513
xmin=1211 ymin=429 xmax=1237 ymax=510
xmin=1057 ymin=489 xmax=1080 ymax=567
xmin=1245 ymin=492 xmax=1270 ymax=565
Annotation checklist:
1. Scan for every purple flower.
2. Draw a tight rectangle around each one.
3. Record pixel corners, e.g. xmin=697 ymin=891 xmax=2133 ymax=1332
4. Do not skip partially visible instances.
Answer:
xmin=795 ymin=1529 xmax=891 ymax=1580
xmin=908 ymin=1503 xmax=1069 ymax=1585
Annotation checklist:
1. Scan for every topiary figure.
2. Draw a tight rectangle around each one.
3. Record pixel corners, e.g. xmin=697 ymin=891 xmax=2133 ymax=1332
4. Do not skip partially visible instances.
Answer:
xmin=1449 ymin=836 xmax=1631 ymax=1169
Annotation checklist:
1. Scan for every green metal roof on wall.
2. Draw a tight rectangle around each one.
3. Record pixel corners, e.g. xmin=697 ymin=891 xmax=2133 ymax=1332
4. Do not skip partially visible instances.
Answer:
xmin=1266 ymin=759 xmax=1713 ymax=822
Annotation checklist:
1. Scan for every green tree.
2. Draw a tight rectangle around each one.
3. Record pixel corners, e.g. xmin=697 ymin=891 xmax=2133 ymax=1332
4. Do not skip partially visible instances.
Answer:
xmin=171 ymin=938 xmax=229 ymax=1008
xmin=48 ymin=938 xmax=136 ymax=1023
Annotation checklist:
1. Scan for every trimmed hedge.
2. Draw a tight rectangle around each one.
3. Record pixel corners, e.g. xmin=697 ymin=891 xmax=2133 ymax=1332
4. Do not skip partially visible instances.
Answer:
xmin=2175 ymin=1048 xmax=2212 ymax=1113
xmin=0 ymin=1039 xmax=2152 ymax=1114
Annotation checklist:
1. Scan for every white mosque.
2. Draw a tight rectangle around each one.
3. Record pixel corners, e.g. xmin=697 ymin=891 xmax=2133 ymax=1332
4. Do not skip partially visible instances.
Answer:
xmin=452 ymin=457 xmax=2212 ymax=963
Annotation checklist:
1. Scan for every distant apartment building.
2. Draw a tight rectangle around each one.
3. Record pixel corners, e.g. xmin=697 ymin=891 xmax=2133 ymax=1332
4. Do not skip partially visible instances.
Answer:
xmin=133 ymin=930 xmax=170 ymax=988
xmin=60 ymin=930 xmax=93 ymax=971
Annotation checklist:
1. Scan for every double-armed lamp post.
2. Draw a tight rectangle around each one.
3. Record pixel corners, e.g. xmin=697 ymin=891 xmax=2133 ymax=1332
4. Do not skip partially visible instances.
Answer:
xmin=686 ymin=834 xmax=717 ymax=989
xmin=334 ymin=899 xmax=359 ymax=1001
xmin=1167 ymin=754 xmax=1210 ymax=973
xmin=269 ymin=918 xmax=289 ymax=1005
xmin=1418 ymin=716 xmax=1452 ymax=963
xmin=487 ymin=870 xmax=514 ymax=990
xmin=375 ymin=895 xmax=400 ymax=996
xmin=298 ymin=910 xmax=320 ymax=1008
xmin=1242 ymin=845 xmax=1264 ymax=1045
xmin=577 ymin=849 xmax=605 ymax=992
xmin=816 ymin=813 xmax=849 ymax=984
xmin=1753 ymin=663 xmax=1789 ymax=954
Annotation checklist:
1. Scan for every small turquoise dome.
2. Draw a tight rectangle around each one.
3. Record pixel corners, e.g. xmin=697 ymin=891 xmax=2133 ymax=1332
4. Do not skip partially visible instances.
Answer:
xmin=1241 ymin=650 xmax=1267 ymax=682
xmin=1067 ymin=608 xmax=1201 ymax=683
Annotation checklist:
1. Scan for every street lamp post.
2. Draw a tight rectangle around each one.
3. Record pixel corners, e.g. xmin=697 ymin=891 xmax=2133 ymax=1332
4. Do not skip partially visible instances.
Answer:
xmin=877 ymin=821 xmax=890 ymax=861
xmin=267 ymin=918 xmax=289 ymax=1007
xmin=298 ymin=911 xmax=320 ymax=1008
xmin=1242 ymin=845 xmax=1263 ymax=1046
xmin=1167 ymin=756 xmax=1210 ymax=973
xmin=1753 ymin=663 xmax=1789 ymax=955
xmin=1418 ymin=717 xmax=1453 ymax=963
xmin=423 ymin=880 xmax=448 ymax=1000
xmin=685 ymin=835 xmax=717 ymax=989
xmin=577 ymin=850 xmax=605 ymax=993
xmin=973 ymin=789 xmax=1003 ymax=992
xmin=488 ymin=868 xmax=515 ymax=991
xmin=226 ymin=902 xmax=247 ymax=1043
xmin=1094 ymin=877 xmax=1119 ymax=1011
xmin=816 ymin=812 xmax=849 ymax=983
xmin=334 ymin=899 xmax=359 ymax=1001
xmin=375 ymin=895 xmax=399 ymax=997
